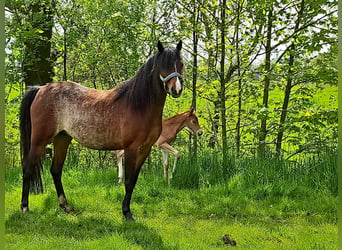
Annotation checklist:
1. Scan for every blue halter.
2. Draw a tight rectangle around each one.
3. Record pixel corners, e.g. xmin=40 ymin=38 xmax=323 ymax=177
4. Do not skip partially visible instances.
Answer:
xmin=159 ymin=72 xmax=183 ymax=95
xmin=159 ymin=72 xmax=183 ymax=84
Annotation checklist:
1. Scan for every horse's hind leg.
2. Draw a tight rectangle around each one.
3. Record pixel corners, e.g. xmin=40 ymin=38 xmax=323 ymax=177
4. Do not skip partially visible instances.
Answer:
xmin=21 ymin=144 xmax=46 ymax=212
xmin=51 ymin=132 xmax=72 ymax=212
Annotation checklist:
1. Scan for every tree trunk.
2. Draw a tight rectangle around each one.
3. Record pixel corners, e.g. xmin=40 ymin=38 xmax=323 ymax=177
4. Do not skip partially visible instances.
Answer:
xmin=63 ymin=28 xmax=67 ymax=81
xmin=235 ymin=1 xmax=242 ymax=155
xmin=258 ymin=6 xmax=272 ymax=157
xmin=22 ymin=1 xmax=55 ymax=87
xmin=202 ymin=6 xmax=219 ymax=149
xmin=188 ymin=2 xmax=200 ymax=162
xmin=220 ymin=0 xmax=228 ymax=163
xmin=275 ymin=0 xmax=305 ymax=155
xmin=275 ymin=44 xmax=294 ymax=155
xmin=191 ymin=25 xmax=198 ymax=161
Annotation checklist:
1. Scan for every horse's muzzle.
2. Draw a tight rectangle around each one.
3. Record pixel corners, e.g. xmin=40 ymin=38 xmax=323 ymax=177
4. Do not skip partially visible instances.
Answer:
xmin=170 ymin=87 xmax=183 ymax=98
xmin=170 ymin=78 xmax=183 ymax=98
xmin=197 ymin=129 xmax=203 ymax=136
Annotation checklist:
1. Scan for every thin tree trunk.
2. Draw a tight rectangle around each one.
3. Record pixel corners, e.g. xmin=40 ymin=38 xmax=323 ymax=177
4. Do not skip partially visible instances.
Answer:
xmin=220 ymin=0 xmax=228 ymax=163
xmin=190 ymin=2 xmax=199 ymax=162
xmin=275 ymin=44 xmax=295 ymax=154
xmin=191 ymin=30 xmax=198 ymax=161
xmin=275 ymin=0 xmax=305 ymax=155
xmin=258 ymin=6 xmax=272 ymax=156
xmin=235 ymin=1 xmax=242 ymax=155
xmin=63 ymin=27 xmax=67 ymax=81
xmin=202 ymin=6 xmax=218 ymax=149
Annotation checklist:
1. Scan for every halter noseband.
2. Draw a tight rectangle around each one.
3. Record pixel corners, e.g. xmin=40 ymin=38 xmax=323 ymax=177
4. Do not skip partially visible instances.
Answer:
xmin=159 ymin=62 xmax=183 ymax=95
xmin=159 ymin=72 xmax=183 ymax=84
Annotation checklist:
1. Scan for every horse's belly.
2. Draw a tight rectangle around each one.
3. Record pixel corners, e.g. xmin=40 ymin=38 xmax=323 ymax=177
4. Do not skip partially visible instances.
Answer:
xmin=72 ymin=131 xmax=120 ymax=150
xmin=64 ymin=123 xmax=123 ymax=150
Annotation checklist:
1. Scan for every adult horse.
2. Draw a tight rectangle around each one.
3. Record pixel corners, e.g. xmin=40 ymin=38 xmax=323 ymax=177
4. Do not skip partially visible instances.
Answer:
xmin=116 ymin=108 xmax=203 ymax=183
xmin=20 ymin=41 xmax=184 ymax=220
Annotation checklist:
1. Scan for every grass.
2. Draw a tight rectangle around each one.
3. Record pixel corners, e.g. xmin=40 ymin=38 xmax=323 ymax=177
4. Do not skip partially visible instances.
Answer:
xmin=5 ymin=151 xmax=337 ymax=249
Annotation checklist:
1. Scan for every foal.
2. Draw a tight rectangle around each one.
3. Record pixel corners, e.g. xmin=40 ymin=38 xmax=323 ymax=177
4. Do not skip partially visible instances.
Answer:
xmin=117 ymin=108 xmax=202 ymax=182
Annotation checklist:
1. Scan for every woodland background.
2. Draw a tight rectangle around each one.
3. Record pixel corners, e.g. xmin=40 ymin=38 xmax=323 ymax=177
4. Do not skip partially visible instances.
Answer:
xmin=4 ymin=0 xmax=338 ymax=249
xmin=5 ymin=0 xmax=337 ymax=163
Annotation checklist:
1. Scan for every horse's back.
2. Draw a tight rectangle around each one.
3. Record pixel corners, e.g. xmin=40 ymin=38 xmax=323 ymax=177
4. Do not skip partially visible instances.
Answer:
xmin=30 ymin=81 xmax=162 ymax=151
xmin=31 ymin=81 xmax=125 ymax=149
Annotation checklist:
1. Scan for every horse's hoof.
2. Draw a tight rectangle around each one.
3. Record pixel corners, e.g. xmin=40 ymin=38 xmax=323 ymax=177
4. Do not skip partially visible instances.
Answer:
xmin=21 ymin=206 xmax=29 ymax=213
xmin=64 ymin=205 xmax=74 ymax=213
xmin=125 ymin=213 xmax=134 ymax=221
xmin=60 ymin=204 xmax=74 ymax=213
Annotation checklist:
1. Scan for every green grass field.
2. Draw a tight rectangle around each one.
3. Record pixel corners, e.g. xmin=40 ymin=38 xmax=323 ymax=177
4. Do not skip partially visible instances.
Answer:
xmin=5 ymin=155 xmax=337 ymax=249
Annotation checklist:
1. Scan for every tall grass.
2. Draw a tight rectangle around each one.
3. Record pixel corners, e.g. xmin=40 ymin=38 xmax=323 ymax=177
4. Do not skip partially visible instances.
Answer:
xmin=8 ymin=139 xmax=336 ymax=199
xmin=157 ymin=147 xmax=337 ymax=198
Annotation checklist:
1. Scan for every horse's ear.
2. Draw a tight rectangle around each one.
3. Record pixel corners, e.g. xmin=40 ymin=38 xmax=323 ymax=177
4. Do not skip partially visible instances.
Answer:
xmin=158 ymin=41 xmax=164 ymax=53
xmin=176 ymin=40 xmax=182 ymax=51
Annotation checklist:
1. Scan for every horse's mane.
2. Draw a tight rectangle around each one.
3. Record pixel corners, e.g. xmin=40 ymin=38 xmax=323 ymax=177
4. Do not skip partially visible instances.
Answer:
xmin=114 ymin=47 xmax=180 ymax=112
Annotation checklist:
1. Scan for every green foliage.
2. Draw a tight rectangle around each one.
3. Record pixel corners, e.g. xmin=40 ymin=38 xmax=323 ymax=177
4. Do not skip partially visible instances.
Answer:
xmin=5 ymin=83 xmax=21 ymax=168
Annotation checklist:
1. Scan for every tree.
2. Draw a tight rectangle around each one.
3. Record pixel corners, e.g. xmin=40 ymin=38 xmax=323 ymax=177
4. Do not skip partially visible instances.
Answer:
xmin=273 ymin=0 xmax=337 ymax=155
xmin=219 ymin=0 xmax=228 ymax=162
xmin=6 ymin=0 xmax=55 ymax=87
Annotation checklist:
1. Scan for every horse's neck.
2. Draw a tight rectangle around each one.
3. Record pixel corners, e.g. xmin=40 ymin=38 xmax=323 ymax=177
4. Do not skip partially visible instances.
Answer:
xmin=164 ymin=114 xmax=187 ymax=136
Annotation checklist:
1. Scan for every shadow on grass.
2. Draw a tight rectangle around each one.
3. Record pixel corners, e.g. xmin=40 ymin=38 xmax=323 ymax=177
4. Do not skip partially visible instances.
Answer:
xmin=6 ymin=199 xmax=175 ymax=249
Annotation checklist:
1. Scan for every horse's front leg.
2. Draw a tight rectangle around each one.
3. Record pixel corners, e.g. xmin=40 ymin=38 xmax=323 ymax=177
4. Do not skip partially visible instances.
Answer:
xmin=122 ymin=147 xmax=150 ymax=220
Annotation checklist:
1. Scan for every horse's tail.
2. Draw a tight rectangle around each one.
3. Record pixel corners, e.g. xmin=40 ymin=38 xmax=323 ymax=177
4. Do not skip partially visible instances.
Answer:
xmin=20 ymin=86 xmax=43 ymax=194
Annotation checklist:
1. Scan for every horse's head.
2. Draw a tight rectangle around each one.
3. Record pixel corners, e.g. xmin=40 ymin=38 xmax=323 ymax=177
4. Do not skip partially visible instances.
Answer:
xmin=156 ymin=41 xmax=184 ymax=98
xmin=185 ymin=108 xmax=203 ymax=136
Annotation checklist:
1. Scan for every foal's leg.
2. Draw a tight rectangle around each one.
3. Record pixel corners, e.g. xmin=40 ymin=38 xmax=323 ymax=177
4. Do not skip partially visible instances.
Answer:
xmin=51 ymin=133 xmax=72 ymax=212
xmin=159 ymin=143 xmax=180 ymax=180
xmin=116 ymin=150 xmax=125 ymax=184
xmin=21 ymin=144 xmax=46 ymax=212
xmin=162 ymin=151 xmax=169 ymax=182
xmin=122 ymin=147 xmax=150 ymax=220
xmin=171 ymin=148 xmax=181 ymax=179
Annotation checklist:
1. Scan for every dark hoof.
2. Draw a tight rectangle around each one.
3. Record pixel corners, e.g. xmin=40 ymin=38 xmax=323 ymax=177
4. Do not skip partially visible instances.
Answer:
xmin=124 ymin=212 xmax=134 ymax=221
xmin=60 ymin=204 xmax=74 ymax=213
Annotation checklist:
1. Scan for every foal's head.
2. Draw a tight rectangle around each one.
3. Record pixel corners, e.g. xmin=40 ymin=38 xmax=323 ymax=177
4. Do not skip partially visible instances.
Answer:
xmin=156 ymin=41 xmax=184 ymax=98
xmin=184 ymin=108 xmax=203 ymax=136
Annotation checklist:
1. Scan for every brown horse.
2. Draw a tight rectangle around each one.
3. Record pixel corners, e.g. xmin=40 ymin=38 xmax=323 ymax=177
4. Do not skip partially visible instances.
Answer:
xmin=116 ymin=108 xmax=202 ymax=182
xmin=19 ymin=41 xmax=184 ymax=220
